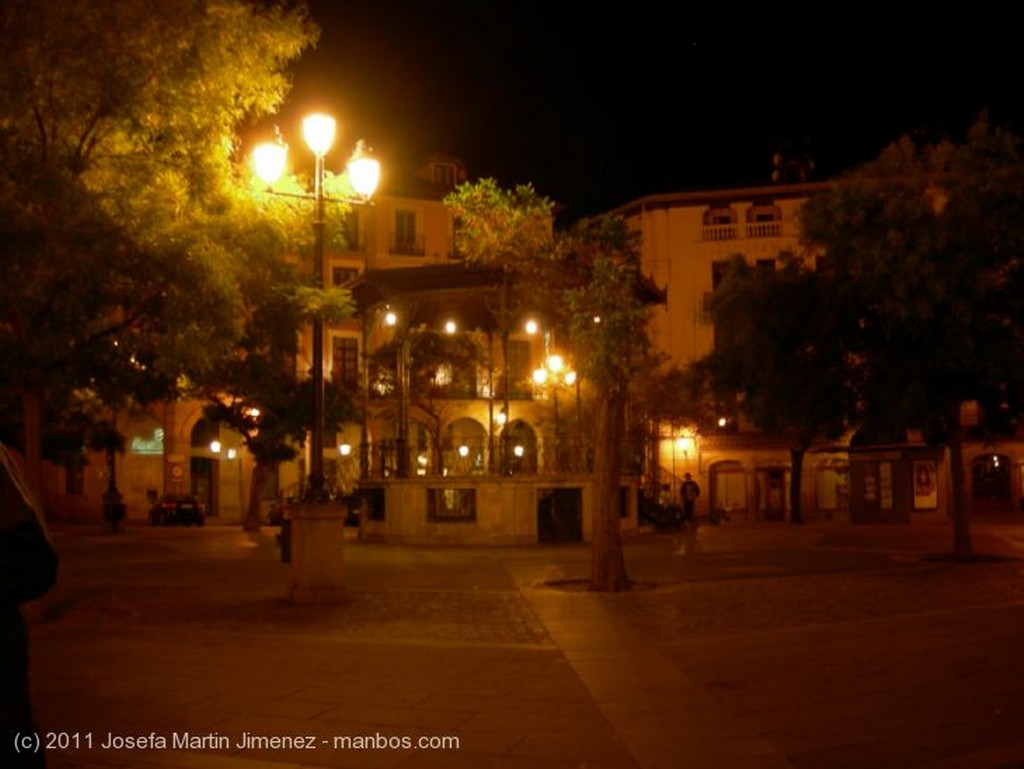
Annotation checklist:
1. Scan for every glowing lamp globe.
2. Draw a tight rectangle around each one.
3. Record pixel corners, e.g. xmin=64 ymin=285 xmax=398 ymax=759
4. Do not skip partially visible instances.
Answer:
xmin=302 ymin=114 xmax=336 ymax=156
xmin=253 ymin=142 xmax=287 ymax=185
xmin=347 ymin=141 xmax=381 ymax=199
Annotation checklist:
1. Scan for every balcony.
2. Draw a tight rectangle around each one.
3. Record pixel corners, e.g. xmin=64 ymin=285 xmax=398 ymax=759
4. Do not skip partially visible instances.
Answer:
xmin=745 ymin=220 xmax=783 ymax=238
xmin=389 ymin=233 xmax=426 ymax=257
xmin=701 ymin=220 xmax=784 ymax=242
xmin=702 ymin=223 xmax=739 ymax=241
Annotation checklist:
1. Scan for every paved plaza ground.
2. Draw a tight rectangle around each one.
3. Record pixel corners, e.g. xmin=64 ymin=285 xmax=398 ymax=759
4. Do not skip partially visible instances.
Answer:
xmin=18 ymin=518 xmax=1024 ymax=768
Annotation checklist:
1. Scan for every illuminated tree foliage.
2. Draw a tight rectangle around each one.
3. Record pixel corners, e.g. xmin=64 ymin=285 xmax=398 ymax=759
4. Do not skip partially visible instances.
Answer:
xmin=561 ymin=217 xmax=657 ymax=591
xmin=0 ymin=0 xmax=316 ymax=495
xmin=448 ymin=181 xmax=658 ymax=591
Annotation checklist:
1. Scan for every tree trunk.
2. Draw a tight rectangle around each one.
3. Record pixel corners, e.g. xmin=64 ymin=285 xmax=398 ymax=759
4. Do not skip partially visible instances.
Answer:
xmin=244 ymin=460 xmax=270 ymax=533
xmin=789 ymin=446 xmax=805 ymax=524
xmin=590 ymin=384 xmax=630 ymax=592
xmin=946 ymin=408 xmax=972 ymax=559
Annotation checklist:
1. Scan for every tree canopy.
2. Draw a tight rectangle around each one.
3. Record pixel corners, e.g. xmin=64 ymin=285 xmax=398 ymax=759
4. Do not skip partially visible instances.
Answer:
xmin=446 ymin=180 xmax=659 ymax=591
xmin=801 ymin=118 xmax=1024 ymax=555
xmin=0 ymin=0 xmax=317 ymax=493
xmin=704 ymin=256 xmax=855 ymax=522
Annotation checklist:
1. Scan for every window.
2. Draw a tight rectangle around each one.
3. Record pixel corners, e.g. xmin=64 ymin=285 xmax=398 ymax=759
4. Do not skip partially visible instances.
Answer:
xmin=506 ymin=339 xmax=532 ymax=398
xmin=427 ymin=488 xmax=477 ymax=522
xmin=862 ymin=462 xmax=894 ymax=511
xmin=332 ymin=337 xmax=359 ymax=391
xmin=391 ymin=210 xmax=423 ymax=255
xmin=341 ymin=211 xmax=362 ymax=251
xmin=702 ymin=206 xmax=738 ymax=241
xmin=433 ymin=163 xmax=456 ymax=187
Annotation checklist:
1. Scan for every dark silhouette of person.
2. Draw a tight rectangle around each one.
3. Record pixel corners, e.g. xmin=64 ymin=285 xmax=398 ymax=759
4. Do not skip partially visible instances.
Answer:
xmin=1 ymin=442 xmax=59 ymax=769
xmin=680 ymin=473 xmax=701 ymax=523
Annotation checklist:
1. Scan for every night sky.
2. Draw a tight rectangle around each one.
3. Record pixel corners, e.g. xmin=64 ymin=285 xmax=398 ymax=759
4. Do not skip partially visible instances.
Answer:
xmin=277 ymin=4 xmax=1020 ymax=221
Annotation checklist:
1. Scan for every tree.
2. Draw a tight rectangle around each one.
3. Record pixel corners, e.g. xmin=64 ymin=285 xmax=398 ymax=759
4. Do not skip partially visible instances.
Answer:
xmin=0 ymin=0 xmax=316 ymax=499
xmin=704 ymin=256 xmax=855 ymax=523
xmin=448 ymin=181 xmax=659 ymax=591
xmin=561 ymin=217 xmax=659 ymax=591
xmin=801 ymin=118 xmax=1024 ymax=557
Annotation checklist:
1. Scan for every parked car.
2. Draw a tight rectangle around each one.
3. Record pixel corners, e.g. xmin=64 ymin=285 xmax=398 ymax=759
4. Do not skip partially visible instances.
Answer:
xmin=149 ymin=494 xmax=206 ymax=526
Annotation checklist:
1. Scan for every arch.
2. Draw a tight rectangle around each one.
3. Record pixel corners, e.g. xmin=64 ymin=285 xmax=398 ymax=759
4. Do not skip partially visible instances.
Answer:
xmin=190 ymin=417 xmax=220 ymax=450
xmin=501 ymin=419 xmax=538 ymax=474
xmin=745 ymin=202 xmax=782 ymax=222
xmin=444 ymin=417 xmax=486 ymax=475
xmin=703 ymin=205 xmax=737 ymax=225
xmin=702 ymin=206 xmax=738 ymax=241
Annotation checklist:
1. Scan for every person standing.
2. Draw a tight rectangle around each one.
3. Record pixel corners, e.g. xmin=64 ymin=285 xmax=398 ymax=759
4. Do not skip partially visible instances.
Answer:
xmin=680 ymin=473 xmax=701 ymax=524
xmin=1 ymin=442 xmax=59 ymax=769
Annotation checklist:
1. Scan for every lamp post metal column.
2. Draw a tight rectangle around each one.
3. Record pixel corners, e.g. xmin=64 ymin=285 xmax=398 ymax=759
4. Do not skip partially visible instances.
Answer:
xmin=308 ymin=124 xmax=328 ymax=499
xmin=252 ymin=115 xmax=379 ymax=603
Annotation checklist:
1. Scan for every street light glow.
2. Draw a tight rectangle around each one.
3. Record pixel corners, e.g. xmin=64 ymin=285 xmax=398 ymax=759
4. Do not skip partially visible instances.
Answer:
xmin=252 ymin=142 xmax=287 ymax=185
xmin=302 ymin=113 xmax=336 ymax=156
xmin=347 ymin=140 xmax=380 ymax=199
xmin=252 ymin=111 xmax=378 ymax=503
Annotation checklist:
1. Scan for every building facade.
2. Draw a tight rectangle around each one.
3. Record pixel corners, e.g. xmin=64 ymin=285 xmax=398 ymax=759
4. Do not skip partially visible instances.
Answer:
xmin=614 ymin=182 xmax=1024 ymax=524
xmin=41 ymin=156 xmax=638 ymax=543
xmin=38 ymin=166 xmax=1024 ymax=533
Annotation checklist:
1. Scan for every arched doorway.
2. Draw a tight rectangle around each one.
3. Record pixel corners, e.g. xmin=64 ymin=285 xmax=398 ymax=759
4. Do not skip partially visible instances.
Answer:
xmin=444 ymin=418 xmax=486 ymax=475
xmin=972 ymin=454 xmax=1012 ymax=514
xmin=501 ymin=420 xmax=537 ymax=474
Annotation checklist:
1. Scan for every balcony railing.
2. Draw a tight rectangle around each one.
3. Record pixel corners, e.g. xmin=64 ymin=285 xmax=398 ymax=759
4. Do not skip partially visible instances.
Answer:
xmin=702 ymin=224 xmax=738 ymax=241
xmin=701 ymin=221 xmax=784 ymax=241
xmin=745 ymin=220 xmax=783 ymax=238
xmin=389 ymin=233 xmax=426 ymax=256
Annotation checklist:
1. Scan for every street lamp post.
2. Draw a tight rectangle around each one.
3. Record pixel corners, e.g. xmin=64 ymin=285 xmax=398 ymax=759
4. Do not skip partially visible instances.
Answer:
xmin=533 ymin=354 xmax=577 ymax=472
xmin=254 ymin=116 xmax=379 ymax=499
xmin=253 ymin=114 xmax=379 ymax=603
xmin=306 ymin=114 xmax=332 ymax=499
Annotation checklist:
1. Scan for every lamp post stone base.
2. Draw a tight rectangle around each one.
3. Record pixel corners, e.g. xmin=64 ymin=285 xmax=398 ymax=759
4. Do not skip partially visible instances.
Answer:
xmin=287 ymin=502 xmax=347 ymax=604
